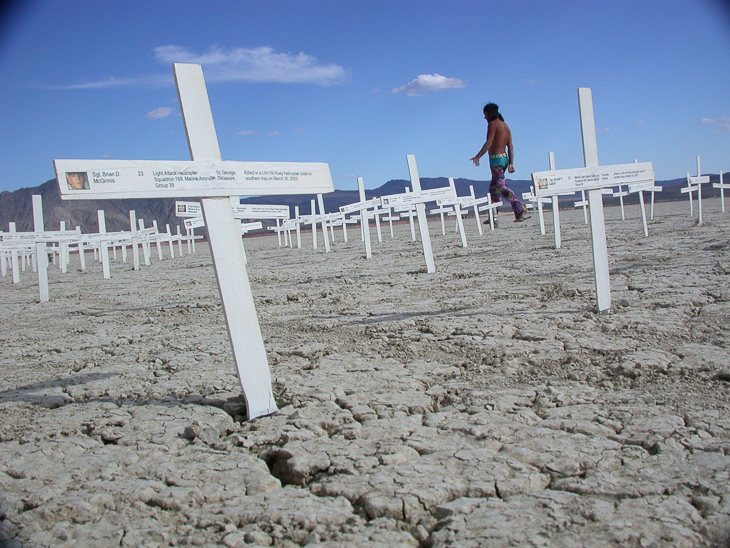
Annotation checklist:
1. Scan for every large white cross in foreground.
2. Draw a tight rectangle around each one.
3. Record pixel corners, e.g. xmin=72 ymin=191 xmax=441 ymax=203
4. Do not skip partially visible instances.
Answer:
xmin=54 ymin=63 xmax=334 ymax=419
xmin=532 ymin=88 xmax=654 ymax=313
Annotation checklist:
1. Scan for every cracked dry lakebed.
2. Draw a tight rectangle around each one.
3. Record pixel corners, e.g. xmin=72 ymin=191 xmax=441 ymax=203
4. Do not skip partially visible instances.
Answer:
xmin=1 ymin=199 xmax=729 ymax=547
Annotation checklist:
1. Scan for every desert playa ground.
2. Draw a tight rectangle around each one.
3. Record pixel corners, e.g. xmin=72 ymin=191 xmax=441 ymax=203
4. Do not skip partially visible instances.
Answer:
xmin=0 ymin=198 xmax=729 ymax=547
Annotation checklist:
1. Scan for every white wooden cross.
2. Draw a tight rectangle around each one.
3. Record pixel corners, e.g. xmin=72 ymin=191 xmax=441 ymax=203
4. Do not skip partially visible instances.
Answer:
xmin=4 ymin=223 xmax=23 ymax=284
xmin=472 ymin=192 xmax=502 ymax=232
xmin=714 ymin=171 xmax=728 ymax=213
xmin=429 ymin=204 xmax=454 ymax=236
xmin=378 ymin=207 xmax=399 ymax=238
xmin=54 ymin=63 xmax=333 ymax=419
xmin=297 ymin=194 xmax=338 ymax=252
xmin=627 ymin=181 xmax=653 ymax=236
xmin=453 ymin=186 xmax=484 ymax=235
xmin=521 ymin=190 xmax=551 ymax=234
xmin=532 ymin=88 xmax=654 ymax=313
xmin=625 ymin=158 xmax=662 ymax=236
xmin=435 ymin=184 xmax=468 ymax=247
xmin=546 ymin=152 xmax=564 ymax=249
xmin=439 ymin=183 xmax=492 ymax=246
xmin=628 ymin=159 xmax=663 ymax=221
xmin=397 ymin=206 xmax=419 ymax=241
xmin=682 ymin=156 xmax=710 ymax=225
xmin=379 ymin=155 xmax=455 ymax=273
xmin=339 ymin=178 xmax=380 ymax=259
xmin=425 ymin=178 xmax=458 ymax=237
xmin=574 ymin=189 xmax=589 ymax=224
xmin=612 ymin=185 xmax=629 ymax=220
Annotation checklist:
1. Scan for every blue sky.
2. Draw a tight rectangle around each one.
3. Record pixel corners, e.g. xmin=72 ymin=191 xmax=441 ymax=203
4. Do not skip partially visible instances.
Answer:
xmin=0 ymin=0 xmax=729 ymax=194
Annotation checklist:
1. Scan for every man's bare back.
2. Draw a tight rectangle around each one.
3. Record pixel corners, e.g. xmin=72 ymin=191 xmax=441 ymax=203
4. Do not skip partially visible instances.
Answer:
xmin=470 ymin=107 xmax=514 ymax=171
xmin=487 ymin=118 xmax=512 ymax=156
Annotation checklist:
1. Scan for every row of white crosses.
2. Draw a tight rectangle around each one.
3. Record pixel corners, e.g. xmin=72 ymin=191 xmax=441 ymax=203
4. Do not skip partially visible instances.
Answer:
xmin=0 ymin=195 xmax=77 ymax=301
xmin=569 ymin=172 xmax=662 ymax=227
xmin=428 ymin=181 xmax=487 ymax=247
xmin=277 ymin=160 xmax=522 ymax=260
xmin=292 ymin=168 xmax=460 ymax=264
xmin=175 ymin=200 xmax=291 ymax=260
xmin=335 ymin=163 xmax=517 ymax=260
xmin=0 ymin=194 xmax=194 ymax=302
xmin=54 ymin=63 xmax=334 ymax=420
xmin=297 ymin=156 xmax=456 ymax=271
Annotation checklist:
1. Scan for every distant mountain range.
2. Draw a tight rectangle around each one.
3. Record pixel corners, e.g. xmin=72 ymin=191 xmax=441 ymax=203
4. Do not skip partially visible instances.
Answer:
xmin=0 ymin=174 xmax=726 ymax=234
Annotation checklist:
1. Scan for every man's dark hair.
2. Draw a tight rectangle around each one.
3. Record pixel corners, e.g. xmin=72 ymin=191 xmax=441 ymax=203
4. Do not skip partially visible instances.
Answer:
xmin=483 ymin=102 xmax=504 ymax=121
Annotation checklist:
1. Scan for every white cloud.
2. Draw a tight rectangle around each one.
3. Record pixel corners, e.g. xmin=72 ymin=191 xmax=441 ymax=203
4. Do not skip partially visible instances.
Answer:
xmin=237 ymin=130 xmax=255 ymax=136
xmin=48 ymin=75 xmax=168 ymax=90
xmin=49 ymin=45 xmax=346 ymax=90
xmin=146 ymin=106 xmax=173 ymax=119
xmin=265 ymin=131 xmax=283 ymax=137
xmin=392 ymin=74 xmax=467 ymax=96
xmin=154 ymin=45 xmax=347 ymax=86
xmin=700 ymin=117 xmax=730 ymax=132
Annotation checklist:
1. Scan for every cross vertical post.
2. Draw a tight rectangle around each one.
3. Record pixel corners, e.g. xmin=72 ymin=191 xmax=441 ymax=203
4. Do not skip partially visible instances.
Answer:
xmin=174 ymin=63 xmax=276 ymax=418
xmin=357 ymin=177 xmax=373 ymax=259
xmin=714 ymin=171 xmax=727 ymax=212
xmin=294 ymin=206 xmax=302 ymax=248
xmin=578 ymin=88 xmax=611 ymax=313
xmin=8 ymin=223 xmax=20 ymax=284
xmin=316 ymin=194 xmax=332 ymax=253
xmin=548 ymin=151 xmax=562 ymax=249
xmin=406 ymin=155 xmax=435 ymax=273
xmin=129 ymin=210 xmax=140 ymax=270
xmin=97 ymin=210 xmax=111 ymax=279
xmin=450 ymin=179 xmax=468 ymax=247
xmin=697 ymin=156 xmax=704 ymax=226
xmin=32 ymin=195 xmax=50 ymax=302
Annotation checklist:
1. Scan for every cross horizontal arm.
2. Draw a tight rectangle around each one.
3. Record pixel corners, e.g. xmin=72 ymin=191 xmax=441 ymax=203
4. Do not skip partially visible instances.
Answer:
xmin=55 ymin=159 xmax=333 ymax=200
xmin=532 ymin=162 xmax=654 ymax=197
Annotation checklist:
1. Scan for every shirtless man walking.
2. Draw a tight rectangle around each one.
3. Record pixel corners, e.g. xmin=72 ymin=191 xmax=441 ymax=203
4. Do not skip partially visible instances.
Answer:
xmin=470 ymin=102 xmax=529 ymax=222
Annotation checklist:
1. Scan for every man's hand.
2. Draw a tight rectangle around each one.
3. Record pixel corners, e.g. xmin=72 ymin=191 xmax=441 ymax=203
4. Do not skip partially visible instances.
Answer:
xmin=470 ymin=156 xmax=481 ymax=166
xmin=507 ymin=164 xmax=515 ymax=173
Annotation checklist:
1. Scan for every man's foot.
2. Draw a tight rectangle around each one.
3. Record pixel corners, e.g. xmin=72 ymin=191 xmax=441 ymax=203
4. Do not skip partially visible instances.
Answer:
xmin=514 ymin=211 xmax=531 ymax=222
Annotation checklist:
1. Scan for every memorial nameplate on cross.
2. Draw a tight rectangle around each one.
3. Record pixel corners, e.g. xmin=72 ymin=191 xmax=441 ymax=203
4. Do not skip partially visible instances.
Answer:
xmin=532 ymin=162 xmax=654 ymax=197
xmin=54 ymin=63 xmax=334 ymax=419
xmin=177 ymin=201 xmax=291 ymax=220
xmin=55 ymin=161 xmax=331 ymax=200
